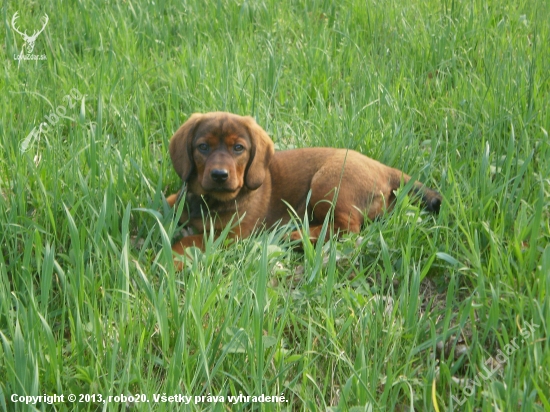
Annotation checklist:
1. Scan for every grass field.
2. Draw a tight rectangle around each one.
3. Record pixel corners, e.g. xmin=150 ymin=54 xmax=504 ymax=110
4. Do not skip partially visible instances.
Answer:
xmin=1 ymin=0 xmax=549 ymax=410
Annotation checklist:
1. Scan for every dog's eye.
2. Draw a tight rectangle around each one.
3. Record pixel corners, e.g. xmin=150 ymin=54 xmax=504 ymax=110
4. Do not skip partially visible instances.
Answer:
xmin=197 ymin=143 xmax=209 ymax=152
xmin=234 ymin=144 xmax=244 ymax=153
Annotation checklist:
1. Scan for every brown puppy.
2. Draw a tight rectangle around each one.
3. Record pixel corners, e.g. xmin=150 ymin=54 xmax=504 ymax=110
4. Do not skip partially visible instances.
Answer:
xmin=167 ymin=112 xmax=441 ymax=268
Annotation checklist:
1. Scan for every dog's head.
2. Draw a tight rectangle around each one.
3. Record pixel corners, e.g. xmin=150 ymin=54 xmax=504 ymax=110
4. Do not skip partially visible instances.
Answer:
xmin=169 ymin=112 xmax=275 ymax=201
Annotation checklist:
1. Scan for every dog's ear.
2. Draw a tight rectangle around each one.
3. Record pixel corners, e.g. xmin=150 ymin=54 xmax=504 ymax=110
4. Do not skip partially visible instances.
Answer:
xmin=243 ymin=116 xmax=275 ymax=190
xmin=169 ymin=113 xmax=204 ymax=181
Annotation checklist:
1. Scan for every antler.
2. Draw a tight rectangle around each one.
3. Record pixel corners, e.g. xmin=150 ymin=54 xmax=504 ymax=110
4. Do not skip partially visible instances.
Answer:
xmin=32 ymin=14 xmax=49 ymax=38
xmin=11 ymin=12 xmax=28 ymax=38
xmin=11 ymin=12 xmax=49 ymax=40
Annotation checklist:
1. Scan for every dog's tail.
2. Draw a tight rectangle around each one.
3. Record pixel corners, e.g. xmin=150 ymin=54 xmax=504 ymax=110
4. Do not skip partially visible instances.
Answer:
xmin=411 ymin=183 xmax=442 ymax=213
xmin=391 ymin=173 xmax=442 ymax=214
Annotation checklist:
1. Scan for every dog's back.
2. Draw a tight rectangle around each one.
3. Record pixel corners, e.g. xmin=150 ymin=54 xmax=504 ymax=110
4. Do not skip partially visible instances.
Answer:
xmin=267 ymin=147 xmax=440 ymax=225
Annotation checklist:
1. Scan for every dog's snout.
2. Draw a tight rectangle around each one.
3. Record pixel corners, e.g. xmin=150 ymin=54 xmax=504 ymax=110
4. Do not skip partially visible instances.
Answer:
xmin=210 ymin=169 xmax=229 ymax=183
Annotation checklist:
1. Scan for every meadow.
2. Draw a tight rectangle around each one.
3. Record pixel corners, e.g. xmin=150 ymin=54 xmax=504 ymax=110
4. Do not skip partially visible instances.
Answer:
xmin=0 ymin=0 xmax=549 ymax=410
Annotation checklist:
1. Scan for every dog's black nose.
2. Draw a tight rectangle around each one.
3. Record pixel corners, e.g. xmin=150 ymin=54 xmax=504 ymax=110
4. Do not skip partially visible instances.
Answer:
xmin=211 ymin=169 xmax=229 ymax=183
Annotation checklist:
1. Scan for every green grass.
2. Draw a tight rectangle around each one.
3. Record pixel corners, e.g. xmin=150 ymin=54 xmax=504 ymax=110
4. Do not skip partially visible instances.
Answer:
xmin=1 ymin=0 xmax=549 ymax=410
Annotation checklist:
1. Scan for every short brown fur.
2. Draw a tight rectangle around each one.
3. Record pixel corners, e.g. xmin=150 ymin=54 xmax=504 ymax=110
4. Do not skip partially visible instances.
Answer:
xmin=167 ymin=112 xmax=442 ymax=269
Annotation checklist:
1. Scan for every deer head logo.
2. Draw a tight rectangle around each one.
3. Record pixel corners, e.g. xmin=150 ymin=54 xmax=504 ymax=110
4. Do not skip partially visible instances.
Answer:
xmin=11 ymin=12 xmax=49 ymax=54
